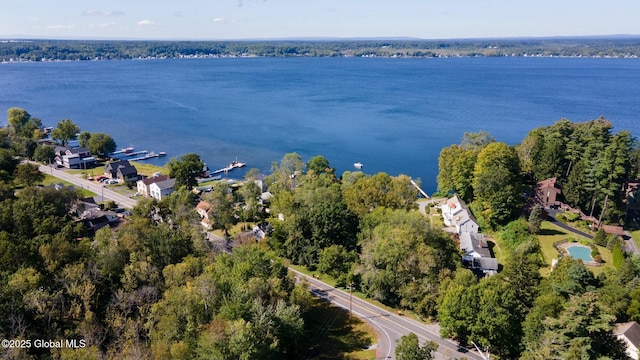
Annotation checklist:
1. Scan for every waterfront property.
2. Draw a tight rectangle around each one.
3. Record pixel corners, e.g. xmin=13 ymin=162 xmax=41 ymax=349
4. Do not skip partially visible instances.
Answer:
xmin=441 ymin=195 xmax=479 ymax=234
xmin=136 ymin=174 xmax=169 ymax=197
xmin=149 ymin=177 xmax=176 ymax=201
xmin=535 ymin=177 xmax=562 ymax=208
xmin=104 ymin=160 xmax=139 ymax=182
xmin=54 ymin=146 xmax=97 ymax=169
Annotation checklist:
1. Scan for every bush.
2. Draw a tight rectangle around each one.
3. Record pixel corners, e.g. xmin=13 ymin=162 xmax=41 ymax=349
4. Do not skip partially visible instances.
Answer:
xmin=590 ymin=244 xmax=600 ymax=258
xmin=606 ymin=234 xmax=621 ymax=250
xmin=563 ymin=211 xmax=580 ymax=222
xmin=593 ymin=228 xmax=607 ymax=247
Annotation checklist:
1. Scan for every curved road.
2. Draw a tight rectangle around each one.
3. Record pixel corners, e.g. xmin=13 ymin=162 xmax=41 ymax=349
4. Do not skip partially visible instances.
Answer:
xmin=290 ymin=269 xmax=482 ymax=360
xmin=36 ymin=163 xmax=138 ymax=209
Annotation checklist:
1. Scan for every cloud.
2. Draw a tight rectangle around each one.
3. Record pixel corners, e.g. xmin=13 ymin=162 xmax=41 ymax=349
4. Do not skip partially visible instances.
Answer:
xmin=214 ymin=18 xmax=226 ymax=23
xmin=83 ymin=9 xmax=125 ymax=17
xmin=137 ymin=20 xmax=156 ymax=27
xmin=46 ymin=25 xmax=74 ymax=30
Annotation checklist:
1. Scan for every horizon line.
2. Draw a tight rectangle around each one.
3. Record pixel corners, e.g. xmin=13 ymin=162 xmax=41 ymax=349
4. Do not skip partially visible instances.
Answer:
xmin=2 ymin=34 xmax=640 ymax=42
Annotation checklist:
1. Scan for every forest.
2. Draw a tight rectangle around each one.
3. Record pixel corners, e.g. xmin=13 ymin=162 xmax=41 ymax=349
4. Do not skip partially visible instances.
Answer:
xmin=2 ymin=37 xmax=640 ymax=61
xmin=2 ymin=110 xmax=640 ymax=359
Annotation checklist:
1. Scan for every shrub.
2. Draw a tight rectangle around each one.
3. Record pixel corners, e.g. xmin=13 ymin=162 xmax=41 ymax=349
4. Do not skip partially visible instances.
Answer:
xmin=563 ymin=211 xmax=580 ymax=222
xmin=606 ymin=234 xmax=621 ymax=250
xmin=590 ymin=244 xmax=600 ymax=258
xmin=593 ymin=228 xmax=607 ymax=247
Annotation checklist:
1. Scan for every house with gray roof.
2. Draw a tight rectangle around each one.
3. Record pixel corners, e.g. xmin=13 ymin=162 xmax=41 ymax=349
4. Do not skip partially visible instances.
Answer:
xmin=149 ymin=178 xmax=176 ymax=201
xmin=104 ymin=160 xmax=139 ymax=182
xmin=616 ymin=321 xmax=640 ymax=360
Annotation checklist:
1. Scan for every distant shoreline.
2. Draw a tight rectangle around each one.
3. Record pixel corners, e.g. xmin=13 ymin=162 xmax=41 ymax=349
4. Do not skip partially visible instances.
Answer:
xmin=3 ymin=38 xmax=640 ymax=62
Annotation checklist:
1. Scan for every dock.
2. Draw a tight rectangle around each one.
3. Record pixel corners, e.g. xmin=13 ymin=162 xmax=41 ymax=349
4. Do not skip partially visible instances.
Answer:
xmin=129 ymin=151 xmax=166 ymax=161
xmin=211 ymin=160 xmax=246 ymax=175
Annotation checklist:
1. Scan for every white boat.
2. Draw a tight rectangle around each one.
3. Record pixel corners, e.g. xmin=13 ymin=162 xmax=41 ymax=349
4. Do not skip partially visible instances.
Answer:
xmin=354 ymin=162 xmax=363 ymax=169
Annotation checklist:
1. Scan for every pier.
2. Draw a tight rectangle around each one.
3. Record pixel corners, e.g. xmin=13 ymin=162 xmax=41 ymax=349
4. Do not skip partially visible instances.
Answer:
xmin=211 ymin=160 xmax=246 ymax=175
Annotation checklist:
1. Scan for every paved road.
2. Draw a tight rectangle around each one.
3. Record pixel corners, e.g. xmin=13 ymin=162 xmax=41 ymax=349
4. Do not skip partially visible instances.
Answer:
xmin=289 ymin=268 xmax=483 ymax=360
xmin=36 ymin=163 xmax=138 ymax=209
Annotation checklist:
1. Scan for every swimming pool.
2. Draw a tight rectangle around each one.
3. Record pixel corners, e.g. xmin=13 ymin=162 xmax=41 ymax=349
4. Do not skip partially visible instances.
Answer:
xmin=567 ymin=245 xmax=593 ymax=262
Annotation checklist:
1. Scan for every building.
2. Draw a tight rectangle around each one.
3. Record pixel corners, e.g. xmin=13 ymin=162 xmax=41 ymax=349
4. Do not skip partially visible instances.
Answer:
xmin=459 ymin=232 xmax=498 ymax=275
xmin=616 ymin=321 xmax=640 ymax=360
xmin=149 ymin=178 xmax=176 ymax=201
xmin=136 ymin=175 xmax=169 ymax=197
xmin=535 ymin=177 xmax=562 ymax=208
xmin=55 ymin=147 xmax=96 ymax=169
xmin=196 ymin=200 xmax=213 ymax=229
xmin=441 ymin=195 xmax=479 ymax=234
xmin=105 ymin=160 xmax=139 ymax=182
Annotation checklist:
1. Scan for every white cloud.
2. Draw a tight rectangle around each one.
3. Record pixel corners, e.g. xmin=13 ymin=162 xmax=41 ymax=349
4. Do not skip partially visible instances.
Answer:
xmin=83 ymin=9 xmax=125 ymax=17
xmin=214 ymin=18 xmax=226 ymax=23
xmin=46 ymin=24 xmax=74 ymax=29
xmin=137 ymin=20 xmax=156 ymax=27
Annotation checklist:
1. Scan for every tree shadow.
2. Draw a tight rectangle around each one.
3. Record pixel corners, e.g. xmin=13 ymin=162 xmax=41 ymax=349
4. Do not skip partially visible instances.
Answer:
xmin=539 ymin=228 xmax=566 ymax=236
xmin=299 ymin=297 xmax=374 ymax=360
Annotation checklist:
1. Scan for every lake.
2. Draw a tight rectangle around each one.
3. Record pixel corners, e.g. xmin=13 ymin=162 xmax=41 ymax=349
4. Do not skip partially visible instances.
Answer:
xmin=1 ymin=57 xmax=639 ymax=192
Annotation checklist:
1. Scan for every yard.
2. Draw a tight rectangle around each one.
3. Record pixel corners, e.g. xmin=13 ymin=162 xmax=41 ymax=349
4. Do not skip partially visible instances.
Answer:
xmin=41 ymin=174 xmax=96 ymax=198
xmin=538 ymin=221 xmax=613 ymax=276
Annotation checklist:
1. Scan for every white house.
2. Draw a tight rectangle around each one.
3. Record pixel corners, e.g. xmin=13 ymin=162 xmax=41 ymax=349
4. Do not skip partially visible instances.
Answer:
xmin=55 ymin=147 xmax=96 ymax=169
xmin=136 ymin=175 xmax=169 ymax=197
xmin=149 ymin=178 xmax=176 ymax=201
xmin=441 ymin=195 xmax=479 ymax=234
xmin=616 ymin=321 xmax=640 ymax=360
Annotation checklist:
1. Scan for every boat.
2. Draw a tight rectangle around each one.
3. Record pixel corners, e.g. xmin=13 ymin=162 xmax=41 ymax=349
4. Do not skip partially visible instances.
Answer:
xmin=229 ymin=160 xmax=246 ymax=168
xmin=158 ymin=151 xmax=167 ymax=157
xmin=354 ymin=162 xmax=363 ymax=169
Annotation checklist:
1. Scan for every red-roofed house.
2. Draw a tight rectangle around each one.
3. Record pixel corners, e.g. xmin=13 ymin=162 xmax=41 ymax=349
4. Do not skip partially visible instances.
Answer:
xmin=535 ymin=177 xmax=562 ymax=208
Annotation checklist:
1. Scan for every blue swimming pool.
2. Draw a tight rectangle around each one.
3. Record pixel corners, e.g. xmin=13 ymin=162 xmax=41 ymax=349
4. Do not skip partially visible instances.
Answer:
xmin=567 ymin=245 xmax=593 ymax=262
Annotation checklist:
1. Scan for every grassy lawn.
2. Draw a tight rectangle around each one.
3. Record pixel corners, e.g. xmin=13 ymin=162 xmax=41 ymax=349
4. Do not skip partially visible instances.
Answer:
xmin=538 ymin=221 xmax=612 ymax=276
xmin=631 ymin=230 xmax=640 ymax=250
xmin=66 ymin=161 xmax=166 ymax=178
xmin=41 ymin=174 xmax=96 ymax=197
xmin=302 ymin=297 xmax=376 ymax=360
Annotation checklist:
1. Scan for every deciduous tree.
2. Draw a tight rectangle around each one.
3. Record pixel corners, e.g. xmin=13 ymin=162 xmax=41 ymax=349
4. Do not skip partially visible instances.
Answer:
xmin=51 ymin=119 xmax=80 ymax=146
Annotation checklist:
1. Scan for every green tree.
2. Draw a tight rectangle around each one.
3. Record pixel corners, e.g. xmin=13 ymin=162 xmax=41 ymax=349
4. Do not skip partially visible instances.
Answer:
xmin=0 ymin=148 xmax=19 ymax=181
xmin=471 ymin=142 xmax=522 ymax=228
xmin=395 ymin=333 xmax=437 ymax=360
xmin=33 ymin=145 xmax=56 ymax=164
xmin=87 ymin=132 xmax=116 ymax=158
xmin=592 ymin=228 xmax=607 ymax=247
xmin=612 ymin=243 xmax=625 ymax=268
xmin=51 ymin=119 xmax=80 ymax=146
xmin=13 ymin=163 xmax=44 ymax=186
xmin=528 ymin=204 xmax=543 ymax=234
xmin=522 ymin=292 xmax=627 ymax=360
xmin=306 ymin=154 xmax=333 ymax=175
xmin=168 ymin=153 xmax=205 ymax=190
xmin=78 ymin=131 xmax=91 ymax=148
xmin=7 ymin=107 xmax=43 ymax=138
xmin=204 ymin=182 xmax=235 ymax=236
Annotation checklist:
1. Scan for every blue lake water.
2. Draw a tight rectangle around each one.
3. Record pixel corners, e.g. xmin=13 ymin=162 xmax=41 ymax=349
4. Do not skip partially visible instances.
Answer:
xmin=567 ymin=245 xmax=594 ymax=262
xmin=1 ymin=57 xmax=639 ymax=192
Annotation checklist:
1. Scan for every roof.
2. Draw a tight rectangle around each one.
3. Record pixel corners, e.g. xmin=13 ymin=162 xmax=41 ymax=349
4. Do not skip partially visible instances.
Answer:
xmin=151 ymin=178 xmax=176 ymax=190
xmin=616 ymin=322 xmax=640 ymax=348
xmin=472 ymin=257 xmax=499 ymax=271
xmin=67 ymin=147 xmax=90 ymax=155
xmin=105 ymin=160 xmax=138 ymax=176
xmin=460 ymin=232 xmax=491 ymax=258
xmin=536 ymin=177 xmax=561 ymax=192
xmin=139 ymin=174 xmax=169 ymax=186
xmin=455 ymin=208 xmax=478 ymax=227
xmin=196 ymin=201 xmax=212 ymax=211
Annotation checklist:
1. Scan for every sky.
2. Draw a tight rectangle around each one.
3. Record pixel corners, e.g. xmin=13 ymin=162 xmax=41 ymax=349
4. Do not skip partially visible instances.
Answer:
xmin=1 ymin=0 xmax=639 ymax=40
